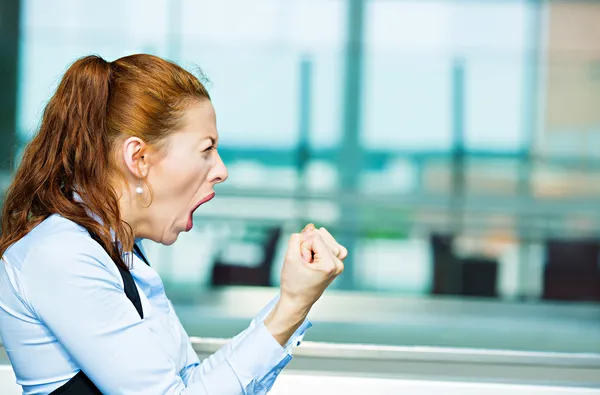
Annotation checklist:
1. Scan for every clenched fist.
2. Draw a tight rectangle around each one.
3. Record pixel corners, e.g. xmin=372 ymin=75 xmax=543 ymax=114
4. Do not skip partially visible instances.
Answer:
xmin=265 ymin=224 xmax=346 ymax=346
xmin=280 ymin=224 xmax=345 ymax=308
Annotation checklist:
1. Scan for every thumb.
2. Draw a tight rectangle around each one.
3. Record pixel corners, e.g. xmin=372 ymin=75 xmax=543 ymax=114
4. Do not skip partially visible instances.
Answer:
xmin=286 ymin=233 xmax=302 ymax=258
xmin=300 ymin=231 xmax=314 ymax=263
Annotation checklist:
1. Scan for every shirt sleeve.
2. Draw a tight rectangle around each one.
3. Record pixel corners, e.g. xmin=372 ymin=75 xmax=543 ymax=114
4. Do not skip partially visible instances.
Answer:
xmin=20 ymin=233 xmax=309 ymax=395
xmin=179 ymin=295 xmax=312 ymax=392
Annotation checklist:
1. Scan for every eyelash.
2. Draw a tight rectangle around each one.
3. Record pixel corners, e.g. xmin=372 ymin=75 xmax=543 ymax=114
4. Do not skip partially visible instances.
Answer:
xmin=203 ymin=146 xmax=214 ymax=153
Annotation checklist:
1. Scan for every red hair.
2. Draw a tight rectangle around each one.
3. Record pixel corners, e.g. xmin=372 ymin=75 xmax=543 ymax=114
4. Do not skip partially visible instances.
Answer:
xmin=0 ymin=54 xmax=210 ymax=268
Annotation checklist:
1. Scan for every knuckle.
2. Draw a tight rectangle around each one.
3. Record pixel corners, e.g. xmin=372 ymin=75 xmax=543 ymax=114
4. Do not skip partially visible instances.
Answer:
xmin=326 ymin=265 xmax=337 ymax=276
xmin=333 ymin=257 xmax=344 ymax=272
xmin=319 ymin=227 xmax=331 ymax=236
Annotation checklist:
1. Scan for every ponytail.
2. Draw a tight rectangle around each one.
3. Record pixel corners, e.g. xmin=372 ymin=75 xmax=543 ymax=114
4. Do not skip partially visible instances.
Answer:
xmin=1 ymin=53 xmax=210 ymax=264
xmin=0 ymin=55 xmax=131 ymax=268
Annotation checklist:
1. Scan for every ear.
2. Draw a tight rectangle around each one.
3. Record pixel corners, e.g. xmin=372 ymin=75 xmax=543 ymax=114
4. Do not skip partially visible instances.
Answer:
xmin=121 ymin=136 xmax=149 ymax=178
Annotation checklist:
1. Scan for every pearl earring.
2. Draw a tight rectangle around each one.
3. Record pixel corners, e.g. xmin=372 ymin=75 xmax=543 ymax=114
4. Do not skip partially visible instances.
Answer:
xmin=135 ymin=184 xmax=143 ymax=195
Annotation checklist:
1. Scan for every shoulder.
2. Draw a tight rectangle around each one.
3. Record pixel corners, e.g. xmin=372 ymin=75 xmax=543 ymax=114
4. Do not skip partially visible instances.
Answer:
xmin=3 ymin=215 xmax=124 ymax=316
xmin=5 ymin=215 xmax=98 ymax=262
xmin=6 ymin=214 xmax=120 ymax=284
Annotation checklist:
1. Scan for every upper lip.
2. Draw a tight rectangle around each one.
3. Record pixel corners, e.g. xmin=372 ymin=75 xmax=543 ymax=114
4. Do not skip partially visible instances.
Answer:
xmin=192 ymin=192 xmax=215 ymax=212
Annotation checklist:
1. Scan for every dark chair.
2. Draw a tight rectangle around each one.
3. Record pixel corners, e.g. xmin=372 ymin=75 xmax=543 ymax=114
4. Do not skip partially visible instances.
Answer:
xmin=430 ymin=234 xmax=462 ymax=295
xmin=543 ymin=240 xmax=600 ymax=302
xmin=460 ymin=257 xmax=498 ymax=298
xmin=211 ymin=226 xmax=283 ymax=287
xmin=430 ymin=234 xmax=499 ymax=298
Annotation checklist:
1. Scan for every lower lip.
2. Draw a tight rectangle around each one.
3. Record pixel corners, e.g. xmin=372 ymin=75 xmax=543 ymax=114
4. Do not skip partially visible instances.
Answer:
xmin=185 ymin=193 xmax=215 ymax=231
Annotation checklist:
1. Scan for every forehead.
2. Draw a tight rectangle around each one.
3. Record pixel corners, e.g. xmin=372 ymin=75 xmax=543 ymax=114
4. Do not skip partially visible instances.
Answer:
xmin=176 ymin=99 xmax=217 ymax=142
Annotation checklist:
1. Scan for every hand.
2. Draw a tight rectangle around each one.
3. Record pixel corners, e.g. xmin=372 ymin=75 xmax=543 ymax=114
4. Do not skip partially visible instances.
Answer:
xmin=280 ymin=228 xmax=345 ymax=309
xmin=300 ymin=223 xmax=348 ymax=263
xmin=264 ymin=227 xmax=345 ymax=346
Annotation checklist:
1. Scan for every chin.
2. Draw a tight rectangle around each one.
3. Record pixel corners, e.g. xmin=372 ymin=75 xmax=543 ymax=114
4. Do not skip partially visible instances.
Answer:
xmin=160 ymin=233 xmax=180 ymax=246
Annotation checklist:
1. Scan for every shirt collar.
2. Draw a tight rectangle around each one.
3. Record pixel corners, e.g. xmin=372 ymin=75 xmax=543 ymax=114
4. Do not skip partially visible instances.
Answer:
xmin=72 ymin=190 xmax=140 ymax=250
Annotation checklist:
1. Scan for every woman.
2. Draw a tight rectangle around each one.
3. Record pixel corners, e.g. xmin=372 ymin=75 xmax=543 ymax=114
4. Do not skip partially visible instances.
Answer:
xmin=0 ymin=54 xmax=346 ymax=394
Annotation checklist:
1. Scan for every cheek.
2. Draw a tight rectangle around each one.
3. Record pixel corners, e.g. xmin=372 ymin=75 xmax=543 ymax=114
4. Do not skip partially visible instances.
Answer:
xmin=154 ymin=156 xmax=210 ymax=200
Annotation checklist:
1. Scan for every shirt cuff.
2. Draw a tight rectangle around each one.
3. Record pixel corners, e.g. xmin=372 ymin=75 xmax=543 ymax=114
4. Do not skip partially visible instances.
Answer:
xmin=284 ymin=318 xmax=312 ymax=354
xmin=252 ymin=294 xmax=312 ymax=354
xmin=225 ymin=318 xmax=312 ymax=389
xmin=225 ymin=321 xmax=289 ymax=388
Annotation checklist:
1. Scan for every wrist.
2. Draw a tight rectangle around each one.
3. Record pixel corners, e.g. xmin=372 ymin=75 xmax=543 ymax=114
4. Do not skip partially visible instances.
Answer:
xmin=277 ymin=294 xmax=312 ymax=318
xmin=264 ymin=297 xmax=310 ymax=347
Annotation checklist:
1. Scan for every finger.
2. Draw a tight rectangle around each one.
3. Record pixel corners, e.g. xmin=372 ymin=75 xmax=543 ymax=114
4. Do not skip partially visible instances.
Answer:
xmin=319 ymin=227 xmax=347 ymax=260
xmin=318 ymin=227 xmax=347 ymax=260
xmin=332 ymin=254 xmax=345 ymax=276
xmin=300 ymin=228 xmax=315 ymax=243
xmin=317 ymin=228 xmax=340 ymax=257
xmin=302 ymin=223 xmax=316 ymax=233
xmin=311 ymin=234 xmax=338 ymax=275
xmin=310 ymin=232 xmax=329 ymax=256
xmin=322 ymin=236 xmax=345 ymax=276
xmin=338 ymin=245 xmax=348 ymax=260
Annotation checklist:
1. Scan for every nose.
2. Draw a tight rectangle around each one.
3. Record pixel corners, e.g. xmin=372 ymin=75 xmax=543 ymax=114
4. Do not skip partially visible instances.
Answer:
xmin=209 ymin=151 xmax=228 ymax=185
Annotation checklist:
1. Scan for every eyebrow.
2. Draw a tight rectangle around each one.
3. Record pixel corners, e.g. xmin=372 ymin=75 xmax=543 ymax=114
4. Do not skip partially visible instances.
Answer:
xmin=200 ymin=136 xmax=217 ymax=146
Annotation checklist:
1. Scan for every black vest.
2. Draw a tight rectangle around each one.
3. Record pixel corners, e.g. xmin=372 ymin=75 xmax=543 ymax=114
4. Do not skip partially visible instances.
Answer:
xmin=49 ymin=233 xmax=149 ymax=395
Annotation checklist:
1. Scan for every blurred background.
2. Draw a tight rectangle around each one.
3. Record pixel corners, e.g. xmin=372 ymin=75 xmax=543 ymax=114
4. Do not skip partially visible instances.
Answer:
xmin=1 ymin=0 xmax=600 ymax=373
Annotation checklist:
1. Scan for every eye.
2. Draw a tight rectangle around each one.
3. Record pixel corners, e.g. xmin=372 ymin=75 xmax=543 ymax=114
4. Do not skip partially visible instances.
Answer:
xmin=203 ymin=145 xmax=214 ymax=153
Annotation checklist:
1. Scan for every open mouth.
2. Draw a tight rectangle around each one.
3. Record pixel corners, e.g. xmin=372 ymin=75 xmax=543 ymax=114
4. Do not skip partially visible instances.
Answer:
xmin=186 ymin=192 xmax=215 ymax=231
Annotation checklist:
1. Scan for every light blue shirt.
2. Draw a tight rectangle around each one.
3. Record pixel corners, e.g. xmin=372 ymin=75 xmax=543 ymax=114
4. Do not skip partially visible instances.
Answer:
xmin=0 ymin=214 xmax=310 ymax=394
